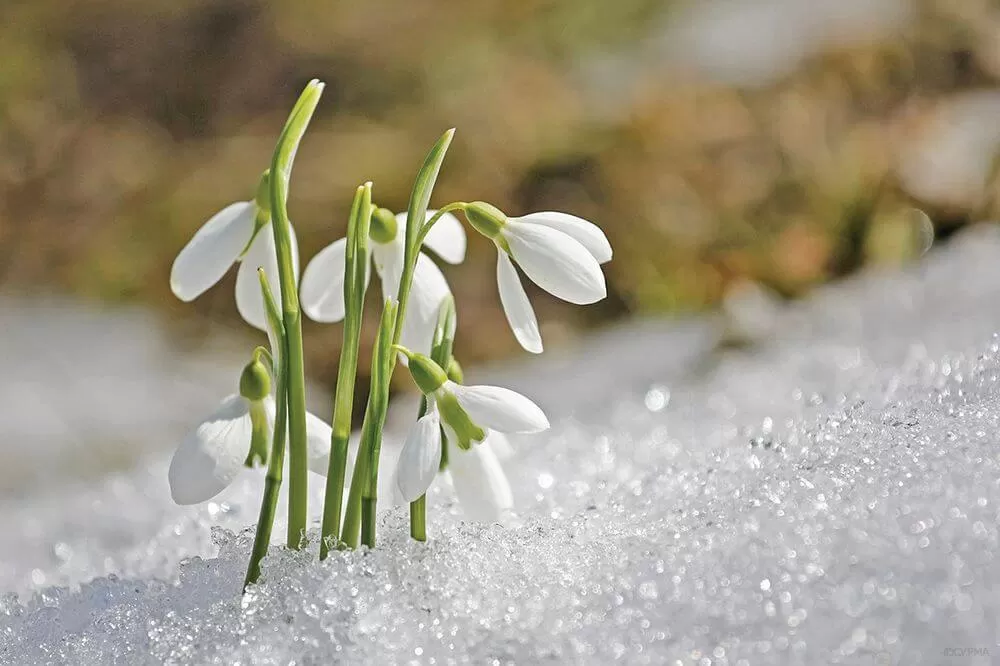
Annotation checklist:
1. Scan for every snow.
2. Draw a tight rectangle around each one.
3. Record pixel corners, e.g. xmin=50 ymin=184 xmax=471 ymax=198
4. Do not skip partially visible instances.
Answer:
xmin=5 ymin=225 xmax=1000 ymax=664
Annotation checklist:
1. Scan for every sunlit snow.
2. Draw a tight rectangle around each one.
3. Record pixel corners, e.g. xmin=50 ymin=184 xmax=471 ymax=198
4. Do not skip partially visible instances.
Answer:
xmin=4 ymin=226 xmax=1000 ymax=664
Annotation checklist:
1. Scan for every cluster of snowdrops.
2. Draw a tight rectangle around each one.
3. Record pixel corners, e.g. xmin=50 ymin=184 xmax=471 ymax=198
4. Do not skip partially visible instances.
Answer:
xmin=166 ymin=81 xmax=612 ymax=588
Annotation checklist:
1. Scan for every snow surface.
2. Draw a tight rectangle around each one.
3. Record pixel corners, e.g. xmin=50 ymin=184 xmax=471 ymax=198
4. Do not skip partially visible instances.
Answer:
xmin=5 ymin=226 xmax=1000 ymax=664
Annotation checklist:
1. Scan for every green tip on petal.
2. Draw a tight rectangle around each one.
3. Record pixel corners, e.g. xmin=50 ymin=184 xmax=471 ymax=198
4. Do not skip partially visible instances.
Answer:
xmin=437 ymin=390 xmax=486 ymax=450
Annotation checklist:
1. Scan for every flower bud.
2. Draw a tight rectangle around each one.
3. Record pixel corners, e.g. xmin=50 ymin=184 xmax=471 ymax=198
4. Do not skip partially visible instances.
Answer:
xmin=253 ymin=169 xmax=272 ymax=213
xmin=239 ymin=357 xmax=271 ymax=402
xmin=446 ymin=357 xmax=464 ymax=383
xmin=463 ymin=201 xmax=507 ymax=239
xmin=369 ymin=207 xmax=398 ymax=245
xmin=402 ymin=350 xmax=449 ymax=395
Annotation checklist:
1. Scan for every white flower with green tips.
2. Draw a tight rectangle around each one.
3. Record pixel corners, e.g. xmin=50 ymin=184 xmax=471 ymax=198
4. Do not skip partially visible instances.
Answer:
xmin=169 ymin=171 xmax=299 ymax=331
xmin=300 ymin=208 xmax=465 ymax=355
xmin=168 ymin=353 xmax=331 ymax=506
xmin=391 ymin=347 xmax=547 ymax=505
xmin=462 ymin=202 xmax=611 ymax=354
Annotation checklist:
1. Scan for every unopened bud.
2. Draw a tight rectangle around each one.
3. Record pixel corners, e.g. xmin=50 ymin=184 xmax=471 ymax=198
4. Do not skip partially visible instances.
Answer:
xmin=239 ymin=357 xmax=271 ymax=402
xmin=370 ymin=207 xmax=398 ymax=245
xmin=253 ymin=170 xmax=272 ymax=214
xmin=446 ymin=357 xmax=464 ymax=383
xmin=396 ymin=346 xmax=448 ymax=394
xmin=463 ymin=201 xmax=507 ymax=239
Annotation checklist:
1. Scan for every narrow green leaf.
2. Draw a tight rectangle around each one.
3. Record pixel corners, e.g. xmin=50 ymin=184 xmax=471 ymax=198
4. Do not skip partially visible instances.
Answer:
xmin=267 ymin=79 xmax=324 ymax=549
xmin=394 ymin=129 xmax=455 ymax=342
xmin=320 ymin=182 xmax=373 ymax=559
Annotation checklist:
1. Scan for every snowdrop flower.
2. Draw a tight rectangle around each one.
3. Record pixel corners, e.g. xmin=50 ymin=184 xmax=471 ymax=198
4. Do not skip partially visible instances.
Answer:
xmin=169 ymin=171 xmax=300 ymax=331
xmin=168 ymin=354 xmax=332 ymax=505
xmin=447 ymin=431 xmax=514 ymax=522
xmin=463 ymin=202 xmax=612 ymax=354
xmin=300 ymin=208 xmax=465 ymax=355
xmin=391 ymin=347 xmax=548 ymax=504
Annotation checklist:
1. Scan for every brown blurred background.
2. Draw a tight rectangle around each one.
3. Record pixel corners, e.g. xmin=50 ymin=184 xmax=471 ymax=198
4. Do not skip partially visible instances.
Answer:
xmin=3 ymin=0 xmax=1000 ymax=392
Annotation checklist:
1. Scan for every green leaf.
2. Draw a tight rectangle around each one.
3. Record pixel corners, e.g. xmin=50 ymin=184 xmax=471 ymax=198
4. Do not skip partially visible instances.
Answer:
xmin=362 ymin=299 xmax=398 ymax=499
xmin=404 ymin=128 xmax=455 ymax=253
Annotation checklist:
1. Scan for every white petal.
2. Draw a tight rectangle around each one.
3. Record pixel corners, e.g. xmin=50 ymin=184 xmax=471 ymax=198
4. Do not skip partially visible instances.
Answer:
xmin=305 ymin=410 xmax=333 ymax=476
xmin=496 ymin=252 xmax=542 ymax=354
xmin=371 ymin=236 xmax=405 ymax=301
xmin=395 ymin=412 xmax=443 ymax=502
xmin=516 ymin=211 xmax=612 ymax=263
xmin=413 ymin=210 xmax=467 ymax=264
xmin=503 ymin=222 xmax=606 ymax=305
xmin=449 ymin=382 xmax=549 ymax=434
xmin=448 ymin=442 xmax=513 ymax=522
xmin=300 ymin=238 xmax=349 ymax=322
xmin=389 ymin=466 xmax=409 ymax=506
xmin=399 ymin=253 xmax=453 ymax=356
xmin=236 ymin=223 xmax=300 ymax=331
xmin=484 ymin=430 xmax=514 ymax=461
xmin=170 ymin=201 xmax=256 ymax=302
xmin=168 ymin=395 xmax=256 ymax=505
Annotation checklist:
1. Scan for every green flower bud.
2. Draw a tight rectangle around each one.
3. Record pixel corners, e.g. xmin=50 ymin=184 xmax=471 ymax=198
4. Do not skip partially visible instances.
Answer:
xmin=436 ymin=390 xmax=486 ymax=450
xmin=446 ymin=357 xmax=464 ymax=383
xmin=401 ymin=349 xmax=449 ymax=395
xmin=464 ymin=201 xmax=507 ymax=239
xmin=369 ymin=207 xmax=398 ymax=245
xmin=239 ymin=357 xmax=271 ymax=402
xmin=254 ymin=169 xmax=272 ymax=215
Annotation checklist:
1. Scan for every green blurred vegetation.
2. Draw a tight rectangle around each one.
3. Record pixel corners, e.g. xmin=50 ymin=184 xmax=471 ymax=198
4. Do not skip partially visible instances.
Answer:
xmin=2 ymin=0 xmax=1000 ymax=383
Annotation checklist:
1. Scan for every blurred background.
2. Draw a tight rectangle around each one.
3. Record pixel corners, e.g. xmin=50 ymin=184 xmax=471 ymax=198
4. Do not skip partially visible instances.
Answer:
xmin=3 ymin=0 xmax=1000 ymax=452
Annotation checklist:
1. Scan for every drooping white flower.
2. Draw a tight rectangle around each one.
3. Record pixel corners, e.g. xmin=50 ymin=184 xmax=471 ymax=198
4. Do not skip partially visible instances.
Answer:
xmin=447 ymin=432 xmax=514 ymax=522
xmin=465 ymin=203 xmax=611 ymax=354
xmin=169 ymin=393 xmax=269 ymax=505
xmin=169 ymin=395 xmax=333 ymax=505
xmin=391 ymin=349 xmax=548 ymax=505
xmin=169 ymin=178 xmax=300 ymax=331
xmin=168 ymin=350 xmax=332 ymax=507
xmin=392 ymin=408 xmax=443 ymax=503
xmin=443 ymin=381 xmax=549 ymax=435
xmin=300 ymin=209 xmax=465 ymax=355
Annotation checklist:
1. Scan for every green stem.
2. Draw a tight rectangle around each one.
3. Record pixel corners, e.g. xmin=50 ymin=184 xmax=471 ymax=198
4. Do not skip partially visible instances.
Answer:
xmin=339 ymin=402 xmax=371 ymax=548
xmin=359 ymin=302 xmax=396 ymax=548
xmin=415 ymin=202 xmax=467 ymax=248
xmin=244 ymin=270 xmax=288 ymax=589
xmin=408 ymin=395 xmax=429 ymax=539
xmin=342 ymin=302 xmax=395 ymax=548
xmin=408 ymin=296 xmax=456 ymax=541
xmin=409 ymin=495 xmax=427 ymax=541
xmin=244 ymin=377 xmax=287 ymax=588
xmin=361 ymin=497 xmax=377 ymax=547
xmin=320 ymin=183 xmax=372 ymax=560
xmin=269 ymin=80 xmax=324 ymax=549
xmin=342 ymin=130 xmax=455 ymax=548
